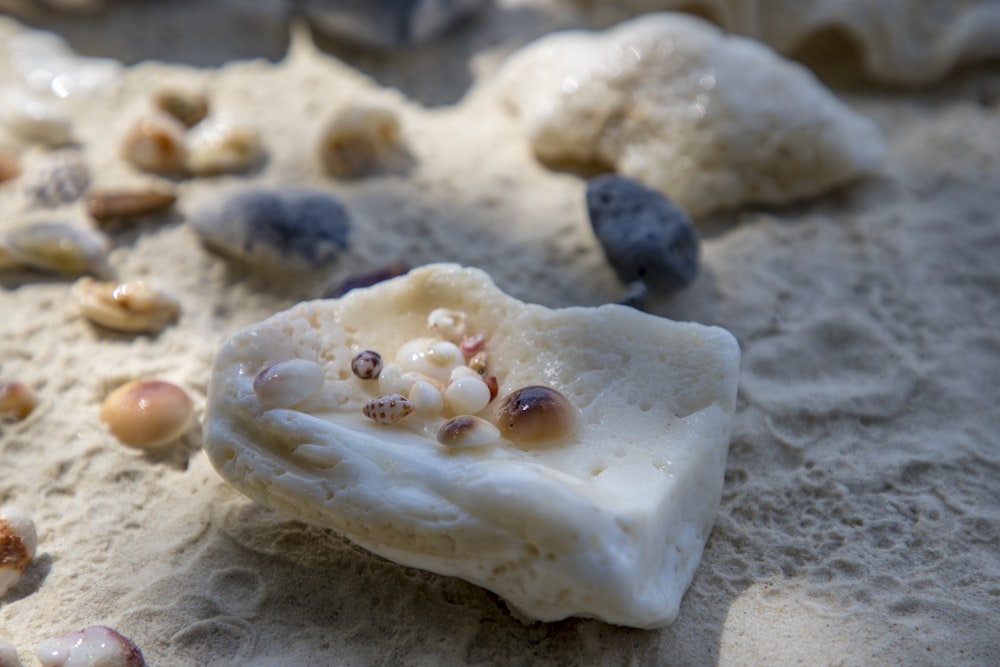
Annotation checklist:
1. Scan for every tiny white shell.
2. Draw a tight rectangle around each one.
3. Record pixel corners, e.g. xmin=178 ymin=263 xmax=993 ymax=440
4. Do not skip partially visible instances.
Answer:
xmin=427 ymin=308 xmax=469 ymax=342
xmin=23 ymin=150 xmax=90 ymax=207
xmin=73 ymin=277 xmax=180 ymax=334
xmin=121 ymin=112 xmax=188 ymax=174
xmin=395 ymin=338 xmax=463 ymax=383
xmin=363 ymin=393 xmax=414 ymax=424
xmin=1 ymin=223 xmax=114 ymax=279
xmin=253 ymin=359 xmax=326 ymax=408
xmin=318 ymin=103 xmax=402 ymax=178
xmin=437 ymin=415 xmax=501 ymax=449
xmin=449 ymin=365 xmax=479 ymax=381
xmin=0 ymin=637 xmax=20 ymax=667
xmin=0 ymin=506 xmax=37 ymax=597
xmin=445 ymin=375 xmax=491 ymax=416
xmin=186 ymin=116 xmax=263 ymax=176
xmin=408 ymin=379 xmax=444 ymax=417
xmin=0 ymin=88 xmax=73 ymax=146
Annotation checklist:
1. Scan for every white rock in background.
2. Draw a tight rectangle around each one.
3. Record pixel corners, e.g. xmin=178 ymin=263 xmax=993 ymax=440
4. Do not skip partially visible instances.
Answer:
xmin=569 ymin=0 xmax=1000 ymax=85
xmin=5 ymin=30 xmax=121 ymax=98
xmin=203 ymin=263 xmax=740 ymax=628
xmin=499 ymin=12 xmax=885 ymax=218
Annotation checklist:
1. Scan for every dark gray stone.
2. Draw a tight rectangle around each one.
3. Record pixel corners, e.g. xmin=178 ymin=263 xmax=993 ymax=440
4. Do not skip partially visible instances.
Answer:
xmin=193 ymin=189 xmax=352 ymax=273
xmin=586 ymin=174 xmax=699 ymax=297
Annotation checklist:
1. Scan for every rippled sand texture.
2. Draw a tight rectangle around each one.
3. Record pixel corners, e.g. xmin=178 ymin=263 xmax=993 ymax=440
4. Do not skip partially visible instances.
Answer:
xmin=1 ymin=2 xmax=999 ymax=666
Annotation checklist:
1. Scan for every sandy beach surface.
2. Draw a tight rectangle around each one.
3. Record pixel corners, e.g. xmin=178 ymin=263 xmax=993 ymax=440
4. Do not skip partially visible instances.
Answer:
xmin=1 ymin=2 xmax=999 ymax=665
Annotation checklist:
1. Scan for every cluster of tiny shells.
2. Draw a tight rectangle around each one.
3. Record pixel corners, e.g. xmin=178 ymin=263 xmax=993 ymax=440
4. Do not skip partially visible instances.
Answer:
xmin=348 ymin=308 xmax=575 ymax=449
xmin=122 ymin=89 xmax=262 ymax=177
xmin=99 ymin=379 xmax=193 ymax=448
xmin=0 ymin=506 xmax=37 ymax=598
xmin=0 ymin=381 xmax=38 ymax=423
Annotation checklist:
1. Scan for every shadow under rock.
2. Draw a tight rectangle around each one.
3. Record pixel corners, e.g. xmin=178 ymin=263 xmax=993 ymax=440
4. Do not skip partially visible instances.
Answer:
xmin=9 ymin=0 xmax=291 ymax=67
xmin=0 ymin=552 xmax=52 ymax=604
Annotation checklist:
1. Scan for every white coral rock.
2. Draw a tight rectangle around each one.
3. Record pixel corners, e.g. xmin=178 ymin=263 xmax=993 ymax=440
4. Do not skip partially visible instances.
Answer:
xmin=203 ymin=263 xmax=740 ymax=628
xmin=498 ymin=12 xmax=885 ymax=218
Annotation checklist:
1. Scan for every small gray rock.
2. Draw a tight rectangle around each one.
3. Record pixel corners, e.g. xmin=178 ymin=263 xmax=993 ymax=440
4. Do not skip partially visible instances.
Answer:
xmin=586 ymin=174 xmax=699 ymax=298
xmin=193 ymin=189 xmax=352 ymax=273
xmin=298 ymin=0 xmax=492 ymax=48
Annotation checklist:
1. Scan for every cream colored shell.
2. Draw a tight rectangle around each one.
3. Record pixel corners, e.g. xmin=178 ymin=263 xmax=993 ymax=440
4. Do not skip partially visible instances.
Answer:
xmin=203 ymin=263 xmax=740 ymax=628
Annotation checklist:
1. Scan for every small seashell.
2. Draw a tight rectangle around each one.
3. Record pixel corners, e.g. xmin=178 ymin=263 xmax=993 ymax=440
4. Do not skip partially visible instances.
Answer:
xmin=445 ymin=374 xmax=491 ymax=416
xmin=0 ymin=381 xmax=38 ymax=423
xmin=0 ymin=150 xmax=20 ymax=183
xmin=396 ymin=338 xmax=463 ymax=384
xmin=86 ymin=187 xmax=176 ymax=223
xmin=494 ymin=385 xmax=577 ymax=446
xmin=350 ymin=350 xmax=383 ymax=380
xmin=449 ymin=365 xmax=479 ymax=381
xmin=468 ymin=351 xmax=488 ymax=375
xmin=253 ymin=359 xmax=326 ymax=408
xmin=191 ymin=188 xmax=352 ymax=273
xmin=485 ymin=375 xmax=499 ymax=402
xmin=318 ymin=103 xmax=403 ymax=178
xmin=73 ymin=277 xmax=180 ymax=334
xmin=459 ymin=333 xmax=486 ymax=358
xmin=0 ymin=506 xmax=37 ymax=598
xmin=0 ymin=88 xmax=73 ymax=146
xmin=437 ymin=415 xmax=501 ymax=449
xmin=427 ymin=308 xmax=469 ymax=343
xmin=0 ymin=637 xmax=20 ymax=667
xmin=152 ymin=88 xmax=209 ymax=128
xmin=362 ymin=393 xmax=413 ymax=424
xmin=23 ymin=150 xmax=90 ymax=207
xmin=35 ymin=625 xmax=146 ymax=667
xmin=121 ymin=112 xmax=188 ymax=175
xmin=99 ymin=379 xmax=194 ymax=448
xmin=324 ymin=261 xmax=409 ymax=298
xmin=186 ymin=116 xmax=263 ymax=176
xmin=1 ymin=222 xmax=113 ymax=278
xmin=408 ymin=379 xmax=444 ymax=417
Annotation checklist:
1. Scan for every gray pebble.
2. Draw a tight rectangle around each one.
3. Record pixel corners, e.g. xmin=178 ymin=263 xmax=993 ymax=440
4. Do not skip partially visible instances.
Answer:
xmin=298 ymin=0 xmax=492 ymax=48
xmin=586 ymin=174 xmax=699 ymax=297
xmin=192 ymin=189 xmax=352 ymax=273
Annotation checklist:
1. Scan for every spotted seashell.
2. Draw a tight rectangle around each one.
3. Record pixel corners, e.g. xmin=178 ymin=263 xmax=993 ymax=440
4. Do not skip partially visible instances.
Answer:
xmin=186 ymin=116 xmax=263 ymax=176
xmin=191 ymin=188 xmax=352 ymax=273
xmin=253 ymin=359 xmax=326 ymax=408
xmin=427 ymin=308 xmax=469 ymax=343
xmin=351 ymin=350 xmax=383 ymax=380
xmin=437 ymin=415 xmax=501 ymax=449
xmin=494 ymin=385 xmax=577 ymax=446
xmin=0 ymin=88 xmax=73 ymax=146
xmin=1 ymin=222 xmax=113 ymax=278
xmin=153 ymin=88 xmax=209 ymax=128
xmin=318 ymin=103 xmax=403 ymax=178
xmin=73 ymin=277 xmax=180 ymax=334
xmin=362 ymin=393 xmax=414 ymax=424
xmin=86 ymin=187 xmax=177 ymax=223
xmin=35 ymin=625 xmax=147 ymax=667
xmin=121 ymin=112 xmax=188 ymax=175
xmin=23 ymin=150 xmax=90 ymax=207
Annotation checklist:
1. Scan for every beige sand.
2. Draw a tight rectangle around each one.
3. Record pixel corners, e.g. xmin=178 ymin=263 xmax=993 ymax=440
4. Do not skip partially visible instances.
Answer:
xmin=1 ymin=2 xmax=999 ymax=665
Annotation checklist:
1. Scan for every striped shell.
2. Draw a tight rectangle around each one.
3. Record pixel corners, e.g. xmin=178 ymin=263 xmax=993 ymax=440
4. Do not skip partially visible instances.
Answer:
xmin=362 ymin=393 xmax=414 ymax=424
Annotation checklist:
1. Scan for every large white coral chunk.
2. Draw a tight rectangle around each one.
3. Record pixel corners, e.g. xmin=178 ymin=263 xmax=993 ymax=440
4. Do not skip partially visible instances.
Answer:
xmin=203 ymin=264 xmax=740 ymax=628
xmin=498 ymin=12 xmax=885 ymax=218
